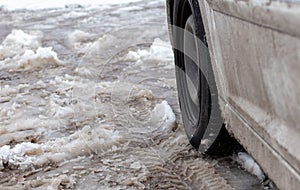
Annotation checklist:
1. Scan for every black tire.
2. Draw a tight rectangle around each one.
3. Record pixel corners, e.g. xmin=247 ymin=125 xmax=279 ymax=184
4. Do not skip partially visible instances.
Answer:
xmin=172 ymin=0 xmax=223 ymax=152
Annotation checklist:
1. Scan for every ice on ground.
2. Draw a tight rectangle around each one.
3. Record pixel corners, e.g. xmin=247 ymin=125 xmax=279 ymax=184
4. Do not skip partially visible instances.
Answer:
xmin=0 ymin=30 xmax=63 ymax=70
xmin=111 ymin=6 xmax=143 ymax=14
xmin=126 ymin=38 xmax=174 ymax=63
xmin=235 ymin=152 xmax=265 ymax=181
xmin=0 ymin=0 xmax=144 ymax=11
xmin=57 ymin=11 xmax=89 ymax=22
xmin=60 ymin=11 xmax=88 ymax=19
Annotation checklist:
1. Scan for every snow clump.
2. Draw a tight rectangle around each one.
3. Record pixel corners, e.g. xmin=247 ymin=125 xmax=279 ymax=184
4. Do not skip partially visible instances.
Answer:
xmin=126 ymin=38 xmax=173 ymax=62
xmin=0 ymin=30 xmax=63 ymax=70
xmin=0 ymin=29 xmax=42 ymax=59
xmin=235 ymin=152 xmax=265 ymax=181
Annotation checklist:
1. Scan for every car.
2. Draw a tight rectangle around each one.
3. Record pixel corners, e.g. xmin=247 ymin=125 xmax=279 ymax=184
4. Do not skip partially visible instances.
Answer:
xmin=166 ymin=0 xmax=300 ymax=189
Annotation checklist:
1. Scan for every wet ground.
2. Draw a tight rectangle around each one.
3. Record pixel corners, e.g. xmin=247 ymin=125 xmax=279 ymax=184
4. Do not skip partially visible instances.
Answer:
xmin=0 ymin=0 xmax=270 ymax=189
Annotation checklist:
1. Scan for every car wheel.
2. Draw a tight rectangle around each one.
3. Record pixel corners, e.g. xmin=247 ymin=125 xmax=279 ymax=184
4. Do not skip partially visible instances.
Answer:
xmin=172 ymin=0 xmax=223 ymax=152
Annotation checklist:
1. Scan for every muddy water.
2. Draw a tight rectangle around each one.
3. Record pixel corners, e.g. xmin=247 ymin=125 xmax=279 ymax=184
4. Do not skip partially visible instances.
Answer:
xmin=0 ymin=0 xmax=263 ymax=189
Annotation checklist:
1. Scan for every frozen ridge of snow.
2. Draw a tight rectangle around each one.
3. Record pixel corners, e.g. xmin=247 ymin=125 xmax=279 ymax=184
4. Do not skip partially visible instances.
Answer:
xmin=0 ymin=0 xmax=144 ymax=11
xmin=235 ymin=152 xmax=265 ymax=181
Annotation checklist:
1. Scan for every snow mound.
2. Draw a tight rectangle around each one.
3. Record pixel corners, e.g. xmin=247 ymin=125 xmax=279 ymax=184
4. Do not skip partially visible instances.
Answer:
xmin=0 ymin=30 xmax=63 ymax=70
xmin=235 ymin=152 xmax=265 ymax=181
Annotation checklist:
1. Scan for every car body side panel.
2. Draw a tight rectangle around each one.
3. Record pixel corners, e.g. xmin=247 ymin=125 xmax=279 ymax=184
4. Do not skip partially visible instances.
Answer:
xmin=206 ymin=0 xmax=300 ymax=38
xmin=196 ymin=0 xmax=300 ymax=189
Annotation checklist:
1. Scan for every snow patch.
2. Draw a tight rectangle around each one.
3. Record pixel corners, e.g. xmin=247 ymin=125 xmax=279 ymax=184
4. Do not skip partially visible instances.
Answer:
xmin=235 ymin=152 xmax=265 ymax=181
